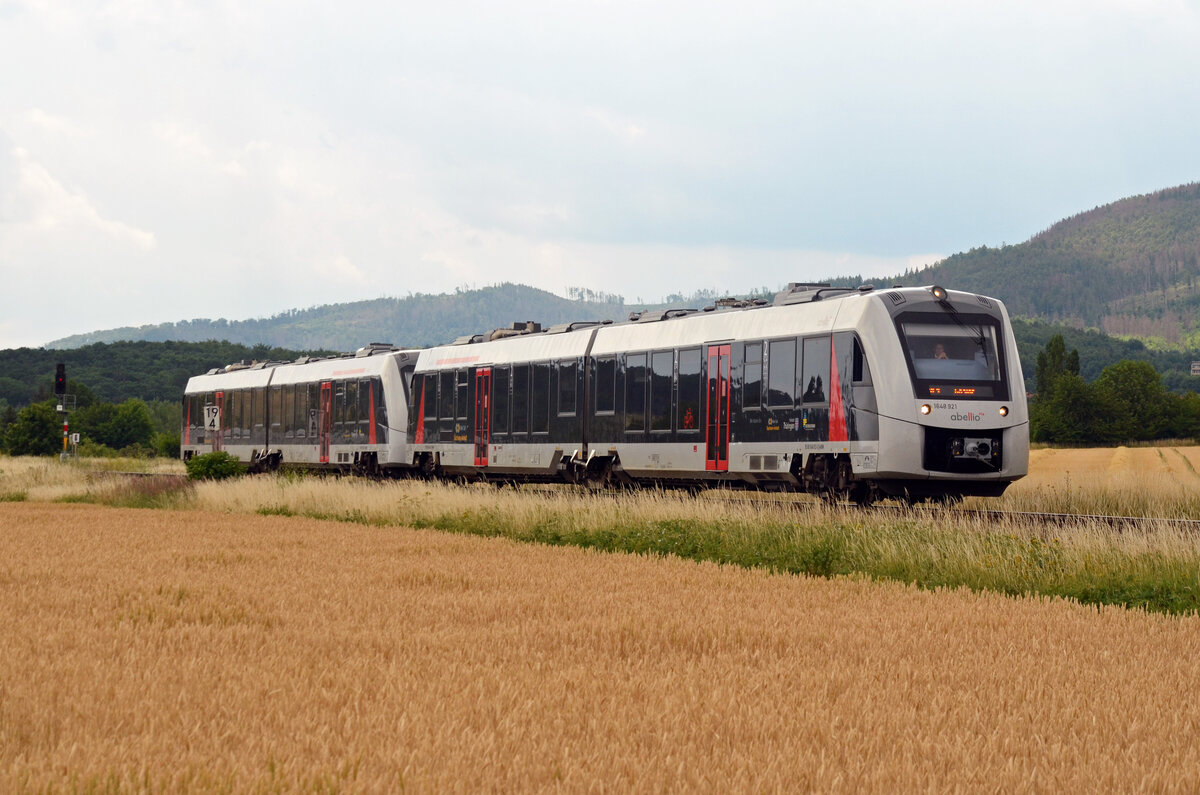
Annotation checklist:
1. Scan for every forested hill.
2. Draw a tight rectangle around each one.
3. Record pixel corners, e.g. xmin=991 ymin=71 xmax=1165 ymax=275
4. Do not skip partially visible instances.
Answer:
xmin=47 ymin=284 xmax=633 ymax=351
xmin=903 ymin=182 xmax=1200 ymax=343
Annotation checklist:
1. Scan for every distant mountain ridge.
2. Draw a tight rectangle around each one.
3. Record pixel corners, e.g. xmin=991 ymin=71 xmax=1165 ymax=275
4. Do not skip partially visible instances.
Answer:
xmin=48 ymin=284 xmax=632 ymax=351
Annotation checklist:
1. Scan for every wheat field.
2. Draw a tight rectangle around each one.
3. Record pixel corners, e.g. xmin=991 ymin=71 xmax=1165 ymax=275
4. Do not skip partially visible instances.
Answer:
xmin=3 ymin=501 xmax=1200 ymax=792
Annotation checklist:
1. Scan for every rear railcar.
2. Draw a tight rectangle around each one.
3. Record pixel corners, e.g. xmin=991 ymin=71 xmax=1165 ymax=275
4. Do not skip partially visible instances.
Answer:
xmin=182 ymin=346 xmax=418 ymax=474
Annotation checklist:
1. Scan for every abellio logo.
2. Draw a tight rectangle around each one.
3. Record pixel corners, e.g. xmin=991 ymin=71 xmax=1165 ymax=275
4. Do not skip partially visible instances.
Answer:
xmin=950 ymin=411 xmax=985 ymax=422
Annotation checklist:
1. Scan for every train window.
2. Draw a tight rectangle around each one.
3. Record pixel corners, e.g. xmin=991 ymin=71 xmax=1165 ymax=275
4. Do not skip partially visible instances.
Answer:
xmin=282 ymin=385 xmax=295 ymax=437
xmin=439 ymin=371 xmax=454 ymax=421
xmin=334 ymin=381 xmax=347 ymax=429
xmin=558 ymin=360 xmax=577 ymax=416
xmin=677 ymin=348 xmax=701 ymax=432
xmin=853 ymin=337 xmax=871 ymax=385
xmin=493 ymin=367 xmax=510 ymax=434
xmin=625 ymin=353 xmax=647 ymax=432
xmin=270 ymin=386 xmax=282 ymax=428
xmin=650 ymin=351 xmax=672 ymax=431
xmin=455 ymin=370 xmax=468 ymax=421
xmin=295 ymin=385 xmax=307 ymax=438
xmin=743 ymin=343 xmax=763 ymax=410
xmin=308 ymin=384 xmax=320 ymax=437
xmin=595 ymin=357 xmax=616 ymax=414
xmin=512 ymin=365 xmax=530 ymax=433
xmin=532 ymin=363 xmax=551 ymax=433
xmin=767 ymin=339 xmax=797 ymax=408
xmin=253 ymin=388 xmax=265 ymax=428
xmin=372 ymin=378 xmax=387 ymax=439
xmin=802 ymin=337 xmax=831 ymax=403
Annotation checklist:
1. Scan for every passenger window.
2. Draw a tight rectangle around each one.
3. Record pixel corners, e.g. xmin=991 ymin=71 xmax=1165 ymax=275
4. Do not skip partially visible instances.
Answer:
xmin=558 ymin=360 xmax=577 ymax=416
xmin=650 ymin=351 xmax=672 ymax=431
xmin=455 ymin=370 xmax=468 ymax=421
xmin=493 ymin=367 xmax=510 ymax=434
xmin=767 ymin=339 xmax=797 ymax=408
xmin=344 ymin=381 xmax=357 ymax=426
xmin=595 ymin=358 xmax=616 ymax=414
xmin=532 ymin=363 xmax=551 ymax=432
xmin=743 ymin=343 xmax=763 ymax=409
xmin=439 ymin=371 xmax=454 ymax=420
xmin=625 ymin=353 xmax=647 ymax=432
xmin=512 ymin=365 xmax=530 ymax=433
xmin=802 ymin=337 xmax=831 ymax=403
xmin=283 ymin=386 xmax=295 ymax=437
xmin=677 ymin=348 xmax=701 ymax=432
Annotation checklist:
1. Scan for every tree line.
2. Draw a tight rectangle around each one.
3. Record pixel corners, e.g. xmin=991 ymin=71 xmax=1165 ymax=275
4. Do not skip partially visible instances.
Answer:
xmin=1030 ymin=335 xmax=1200 ymax=444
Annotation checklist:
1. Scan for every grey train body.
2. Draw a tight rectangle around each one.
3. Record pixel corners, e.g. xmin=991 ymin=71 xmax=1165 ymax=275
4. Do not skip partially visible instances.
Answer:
xmin=182 ymin=285 xmax=1030 ymax=503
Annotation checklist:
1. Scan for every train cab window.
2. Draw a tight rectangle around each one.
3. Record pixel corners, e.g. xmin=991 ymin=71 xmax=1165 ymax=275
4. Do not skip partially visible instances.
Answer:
xmin=532 ymin=363 xmax=551 ymax=433
xmin=677 ymin=348 xmax=701 ymax=432
xmin=650 ymin=351 xmax=672 ymax=431
xmin=743 ymin=343 xmax=763 ymax=410
xmin=896 ymin=312 xmax=1008 ymax=400
xmin=493 ymin=367 xmax=510 ymax=435
xmin=767 ymin=339 xmax=797 ymax=408
xmin=802 ymin=337 xmax=831 ymax=403
xmin=853 ymin=337 xmax=872 ymax=385
xmin=558 ymin=360 xmax=577 ymax=416
xmin=455 ymin=370 xmax=469 ymax=421
xmin=625 ymin=353 xmax=647 ymax=432
xmin=512 ymin=365 xmax=530 ymax=434
xmin=594 ymin=357 xmax=616 ymax=414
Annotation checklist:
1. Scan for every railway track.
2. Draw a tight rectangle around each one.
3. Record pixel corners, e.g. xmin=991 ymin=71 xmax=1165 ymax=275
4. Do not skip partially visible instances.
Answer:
xmin=106 ymin=471 xmax=1200 ymax=533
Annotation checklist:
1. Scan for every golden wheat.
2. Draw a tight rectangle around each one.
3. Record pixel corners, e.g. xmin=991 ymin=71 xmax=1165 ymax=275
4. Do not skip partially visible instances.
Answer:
xmin=2 ymin=502 xmax=1200 ymax=792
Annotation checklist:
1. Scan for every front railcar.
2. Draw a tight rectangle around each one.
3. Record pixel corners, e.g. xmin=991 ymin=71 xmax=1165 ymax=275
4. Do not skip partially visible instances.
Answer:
xmin=864 ymin=286 xmax=1029 ymax=500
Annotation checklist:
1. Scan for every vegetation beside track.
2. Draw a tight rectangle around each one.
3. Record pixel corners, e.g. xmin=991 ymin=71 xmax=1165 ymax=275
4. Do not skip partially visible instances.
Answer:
xmin=5 ymin=454 xmax=1199 ymax=616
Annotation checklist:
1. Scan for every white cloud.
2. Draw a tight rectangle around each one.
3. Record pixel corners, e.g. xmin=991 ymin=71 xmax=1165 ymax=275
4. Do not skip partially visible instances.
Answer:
xmin=2 ymin=146 xmax=156 ymax=251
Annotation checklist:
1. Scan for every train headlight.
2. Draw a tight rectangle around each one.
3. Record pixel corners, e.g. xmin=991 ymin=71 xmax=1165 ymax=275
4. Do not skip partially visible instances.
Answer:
xmin=920 ymin=404 xmax=932 ymax=415
xmin=999 ymin=406 xmax=1009 ymax=417
xmin=930 ymin=285 xmax=949 ymax=303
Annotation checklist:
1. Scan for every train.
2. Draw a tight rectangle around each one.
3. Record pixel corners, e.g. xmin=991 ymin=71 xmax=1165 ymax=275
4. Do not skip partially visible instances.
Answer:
xmin=182 ymin=283 xmax=1029 ymax=504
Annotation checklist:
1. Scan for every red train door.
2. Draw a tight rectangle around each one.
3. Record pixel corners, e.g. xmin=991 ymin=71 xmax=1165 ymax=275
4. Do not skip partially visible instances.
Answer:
xmin=319 ymin=381 xmax=332 ymax=463
xmin=212 ymin=391 xmax=224 ymax=452
xmin=474 ymin=368 xmax=491 ymax=466
xmin=705 ymin=345 xmax=730 ymax=471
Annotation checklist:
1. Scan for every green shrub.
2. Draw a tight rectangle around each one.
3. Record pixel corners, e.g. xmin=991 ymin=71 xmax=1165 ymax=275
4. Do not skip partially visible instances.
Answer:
xmin=185 ymin=451 xmax=244 ymax=481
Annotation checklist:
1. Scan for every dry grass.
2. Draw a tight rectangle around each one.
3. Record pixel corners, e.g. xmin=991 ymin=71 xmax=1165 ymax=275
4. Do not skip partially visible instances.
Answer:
xmin=3 ymin=501 xmax=1200 ymax=792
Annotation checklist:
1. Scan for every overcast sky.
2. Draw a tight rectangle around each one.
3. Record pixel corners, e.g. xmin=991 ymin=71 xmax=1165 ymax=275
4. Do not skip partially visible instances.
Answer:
xmin=2 ymin=0 xmax=1199 ymax=348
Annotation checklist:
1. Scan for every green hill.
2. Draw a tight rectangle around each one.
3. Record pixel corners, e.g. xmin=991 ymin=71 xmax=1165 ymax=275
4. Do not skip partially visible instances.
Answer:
xmin=905 ymin=182 xmax=1200 ymax=343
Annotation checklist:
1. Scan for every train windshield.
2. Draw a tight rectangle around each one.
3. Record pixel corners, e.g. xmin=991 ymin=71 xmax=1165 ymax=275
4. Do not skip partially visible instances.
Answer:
xmin=897 ymin=312 xmax=1009 ymax=400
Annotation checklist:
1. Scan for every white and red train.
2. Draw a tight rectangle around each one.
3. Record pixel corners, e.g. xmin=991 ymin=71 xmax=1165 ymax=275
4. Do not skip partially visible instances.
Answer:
xmin=182 ymin=284 xmax=1029 ymax=503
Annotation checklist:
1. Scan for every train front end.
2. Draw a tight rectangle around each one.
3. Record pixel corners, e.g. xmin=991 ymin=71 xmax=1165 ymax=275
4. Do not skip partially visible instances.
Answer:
xmin=865 ymin=285 xmax=1029 ymax=501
